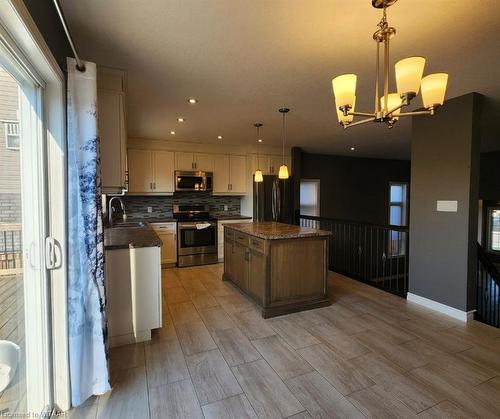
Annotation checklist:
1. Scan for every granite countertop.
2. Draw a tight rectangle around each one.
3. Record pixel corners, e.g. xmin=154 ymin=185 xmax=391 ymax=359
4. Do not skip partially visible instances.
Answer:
xmin=213 ymin=215 xmax=253 ymax=220
xmin=225 ymin=221 xmax=331 ymax=240
xmin=125 ymin=217 xmax=177 ymax=223
xmin=104 ymin=224 xmax=162 ymax=250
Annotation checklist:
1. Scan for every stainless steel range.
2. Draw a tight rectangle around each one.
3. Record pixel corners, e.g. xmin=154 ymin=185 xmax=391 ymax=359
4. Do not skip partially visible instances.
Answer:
xmin=173 ymin=204 xmax=218 ymax=267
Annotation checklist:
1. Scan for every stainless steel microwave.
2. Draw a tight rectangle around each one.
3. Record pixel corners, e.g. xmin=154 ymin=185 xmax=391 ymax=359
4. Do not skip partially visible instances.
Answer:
xmin=175 ymin=171 xmax=213 ymax=192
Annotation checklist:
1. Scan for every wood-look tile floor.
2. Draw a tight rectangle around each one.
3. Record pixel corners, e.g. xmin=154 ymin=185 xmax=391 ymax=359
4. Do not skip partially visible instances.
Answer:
xmin=69 ymin=264 xmax=500 ymax=419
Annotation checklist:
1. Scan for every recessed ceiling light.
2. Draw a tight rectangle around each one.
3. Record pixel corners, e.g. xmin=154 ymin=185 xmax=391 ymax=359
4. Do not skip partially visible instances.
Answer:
xmin=188 ymin=98 xmax=198 ymax=104
xmin=177 ymin=117 xmax=185 ymax=122
xmin=170 ymin=131 xmax=175 ymax=135
xmin=217 ymin=135 xmax=223 ymax=140
xmin=258 ymin=139 xmax=263 ymax=143
xmin=350 ymin=146 xmax=356 ymax=151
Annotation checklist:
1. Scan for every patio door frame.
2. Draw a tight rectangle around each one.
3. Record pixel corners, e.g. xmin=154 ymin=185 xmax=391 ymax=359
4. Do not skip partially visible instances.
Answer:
xmin=0 ymin=0 xmax=70 ymax=413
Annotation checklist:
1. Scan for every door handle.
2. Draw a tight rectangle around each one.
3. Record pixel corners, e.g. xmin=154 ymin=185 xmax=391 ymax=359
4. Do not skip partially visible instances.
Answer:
xmin=45 ymin=237 xmax=62 ymax=270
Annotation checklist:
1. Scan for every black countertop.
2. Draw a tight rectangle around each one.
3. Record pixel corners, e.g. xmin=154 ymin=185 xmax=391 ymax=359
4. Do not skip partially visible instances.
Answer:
xmin=104 ymin=224 xmax=162 ymax=250
xmin=212 ymin=215 xmax=253 ymax=220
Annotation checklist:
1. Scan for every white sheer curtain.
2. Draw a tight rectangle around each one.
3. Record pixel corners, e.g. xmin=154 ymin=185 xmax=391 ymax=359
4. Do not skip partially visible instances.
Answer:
xmin=66 ymin=57 xmax=110 ymax=406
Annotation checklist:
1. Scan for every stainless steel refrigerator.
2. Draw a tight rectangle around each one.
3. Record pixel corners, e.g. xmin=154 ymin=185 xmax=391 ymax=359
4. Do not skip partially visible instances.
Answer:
xmin=253 ymin=175 xmax=293 ymax=223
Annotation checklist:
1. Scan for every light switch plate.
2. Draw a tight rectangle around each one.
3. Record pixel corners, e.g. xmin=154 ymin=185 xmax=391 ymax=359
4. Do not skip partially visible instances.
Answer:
xmin=436 ymin=200 xmax=458 ymax=212
xmin=224 ymin=205 xmax=228 ymax=211
xmin=147 ymin=206 xmax=153 ymax=213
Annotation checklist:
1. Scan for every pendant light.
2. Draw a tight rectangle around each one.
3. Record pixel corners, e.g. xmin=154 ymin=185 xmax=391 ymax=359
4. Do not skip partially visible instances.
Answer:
xmin=254 ymin=123 xmax=263 ymax=183
xmin=278 ymin=108 xmax=289 ymax=180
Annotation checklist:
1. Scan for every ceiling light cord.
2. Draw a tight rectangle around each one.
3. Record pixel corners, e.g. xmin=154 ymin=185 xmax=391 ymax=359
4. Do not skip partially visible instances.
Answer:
xmin=282 ymin=112 xmax=285 ymax=163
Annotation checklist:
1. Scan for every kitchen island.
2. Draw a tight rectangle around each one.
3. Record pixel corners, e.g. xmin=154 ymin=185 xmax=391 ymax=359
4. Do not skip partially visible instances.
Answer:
xmin=223 ymin=222 xmax=331 ymax=318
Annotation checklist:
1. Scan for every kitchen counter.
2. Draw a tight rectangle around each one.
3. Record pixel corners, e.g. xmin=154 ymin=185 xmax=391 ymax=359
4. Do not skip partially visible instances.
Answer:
xmin=223 ymin=221 xmax=330 ymax=318
xmin=225 ymin=221 xmax=331 ymax=240
xmin=104 ymin=224 xmax=162 ymax=250
xmin=213 ymin=215 xmax=252 ymax=220
xmin=127 ymin=217 xmax=177 ymax=223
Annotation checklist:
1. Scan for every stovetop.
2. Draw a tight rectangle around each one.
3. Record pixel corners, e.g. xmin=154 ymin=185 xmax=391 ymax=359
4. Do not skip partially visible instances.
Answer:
xmin=173 ymin=214 xmax=216 ymax=222
xmin=172 ymin=203 xmax=214 ymax=222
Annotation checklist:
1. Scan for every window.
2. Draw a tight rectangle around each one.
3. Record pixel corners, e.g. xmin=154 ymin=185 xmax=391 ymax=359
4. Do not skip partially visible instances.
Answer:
xmin=4 ymin=121 xmax=20 ymax=149
xmin=487 ymin=207 xmax=500 ymax=253
xmin=388 ymin=182 xmax=408 ymax=256
xmin=300 ymin=179 xmax=320 ymax=216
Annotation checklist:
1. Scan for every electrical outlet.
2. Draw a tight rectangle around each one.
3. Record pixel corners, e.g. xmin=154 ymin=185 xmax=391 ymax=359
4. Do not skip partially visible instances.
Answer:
xmin=224 ymin=204 xmax=228 ymax=211
xmin=147 ymin=206 xmax=153 ymax=213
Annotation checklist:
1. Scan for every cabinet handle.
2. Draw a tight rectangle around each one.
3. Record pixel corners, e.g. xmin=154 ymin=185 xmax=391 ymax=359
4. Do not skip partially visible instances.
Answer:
xmin=153 ymin=182 xmax=156 ymax=189
xmin=245 ymin=248 xmax=249 ymax=261
xmin=150 ymin=182 xmax=153 ymax=190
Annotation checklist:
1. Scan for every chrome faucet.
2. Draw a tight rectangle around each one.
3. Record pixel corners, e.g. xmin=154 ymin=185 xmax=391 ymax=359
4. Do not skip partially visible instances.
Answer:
xmin=108 ymin=196 xmax=126 ymax=226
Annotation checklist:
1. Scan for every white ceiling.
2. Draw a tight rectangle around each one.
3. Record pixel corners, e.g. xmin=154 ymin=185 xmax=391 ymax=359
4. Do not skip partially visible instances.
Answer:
xmin=61 ymin=0 xmax=500 ymax=159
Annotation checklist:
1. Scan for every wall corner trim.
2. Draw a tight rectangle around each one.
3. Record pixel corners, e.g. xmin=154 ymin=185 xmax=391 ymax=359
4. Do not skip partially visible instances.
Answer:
xmin=407 ymin=293 xmax=476 ymax=322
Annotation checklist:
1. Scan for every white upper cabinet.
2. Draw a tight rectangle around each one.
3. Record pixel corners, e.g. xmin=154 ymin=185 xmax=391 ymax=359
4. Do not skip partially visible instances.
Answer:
xmin=213 ymin=154 xmax=230 ymax=193
xmin=175 ymin=152 xmax=195 ymax=171
xmin=175 ymin=152 xmax=214 ymax=171
xmin=153 ymin=151 xmax=175 ymax=193
xmin=97 ymin=67 xmax=127 ymax=193
xmin=128 ymin=149 xmax=174 ymax=194
xmin=229 ymin=155 xmax=246 ymax=193
xmin=195 ymin=153 xmax=214 ymax=172
xmin=213 ymin=154 xmax=246 ymax=195
xmin=128 ymin=149 xmax=153 ymax=193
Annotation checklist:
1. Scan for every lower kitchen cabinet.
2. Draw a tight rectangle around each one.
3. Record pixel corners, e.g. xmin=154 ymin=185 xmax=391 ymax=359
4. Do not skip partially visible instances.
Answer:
xmin=151 ymin=222 xmax=177 ymax=265
xmin=105 ymin=246 xmax=162 ymax=347
xmin=217 ymin=218 xmax=253 ymax=261
xmin=232 ymin=241 xmax=248 ymax=291
xmin=248 ymin=247 xmax=266 ymax=302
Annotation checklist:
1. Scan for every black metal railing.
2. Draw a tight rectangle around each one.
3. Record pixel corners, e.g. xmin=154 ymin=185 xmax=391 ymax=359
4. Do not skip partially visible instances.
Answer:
xmin=476 ymin=243 xmax=500 ymax=328
xmin=0 ymin=224 xmax=22 ymax=271
xmin=299 ymin=215 xmax=409 ymax=297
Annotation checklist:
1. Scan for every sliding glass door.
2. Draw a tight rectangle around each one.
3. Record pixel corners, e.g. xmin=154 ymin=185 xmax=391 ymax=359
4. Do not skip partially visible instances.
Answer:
xmin=0 ymin=46 xmax=52 ymax=415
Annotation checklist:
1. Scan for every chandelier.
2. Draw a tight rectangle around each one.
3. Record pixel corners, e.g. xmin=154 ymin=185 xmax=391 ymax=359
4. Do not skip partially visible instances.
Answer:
xmin=332 ymin=0 xmax=448 ymax=129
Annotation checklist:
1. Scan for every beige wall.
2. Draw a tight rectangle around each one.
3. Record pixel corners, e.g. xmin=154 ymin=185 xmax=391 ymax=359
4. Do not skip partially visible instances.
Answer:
xmin=0 ymin=67 xmax=21 ymax=193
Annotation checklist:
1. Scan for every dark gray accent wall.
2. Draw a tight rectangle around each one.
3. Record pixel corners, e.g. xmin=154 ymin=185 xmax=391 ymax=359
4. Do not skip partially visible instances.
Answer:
xmin=480 ymin=151 xmax=500 ymax=200
xmin=300 ymin=152 xmax=410 ymax=225
xmin=22 ymin=0 xmax=72 ymax=70
xmin=409 ymin=93 xmax=482 ymax=312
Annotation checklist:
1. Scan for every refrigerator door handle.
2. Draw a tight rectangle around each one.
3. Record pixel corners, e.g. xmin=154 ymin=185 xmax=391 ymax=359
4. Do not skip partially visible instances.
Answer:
xmin=276 ymin=181 xmax=281 ymax=220
xmin=271 ymin=180 xmax=277 ymax=221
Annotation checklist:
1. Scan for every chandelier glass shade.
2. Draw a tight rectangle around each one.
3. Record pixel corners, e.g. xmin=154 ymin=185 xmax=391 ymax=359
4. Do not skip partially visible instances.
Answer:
xmin=332 ymin=0 xmax=448 ymax=129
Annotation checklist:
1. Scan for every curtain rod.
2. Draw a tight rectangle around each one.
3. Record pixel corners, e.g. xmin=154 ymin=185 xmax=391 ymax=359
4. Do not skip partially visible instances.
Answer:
xmin=52 ymin=0 xmax=85 ymax=72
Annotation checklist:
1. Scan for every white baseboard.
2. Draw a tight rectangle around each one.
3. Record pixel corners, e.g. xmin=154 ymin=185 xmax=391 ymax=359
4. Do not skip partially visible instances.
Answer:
xmin=407 ymin=293 xmax=476 ymax=322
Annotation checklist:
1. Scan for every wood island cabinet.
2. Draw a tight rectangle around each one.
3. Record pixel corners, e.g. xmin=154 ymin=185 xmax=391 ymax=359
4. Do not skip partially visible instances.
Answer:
xmin=223 ymin=222 xmax=331 ymax=318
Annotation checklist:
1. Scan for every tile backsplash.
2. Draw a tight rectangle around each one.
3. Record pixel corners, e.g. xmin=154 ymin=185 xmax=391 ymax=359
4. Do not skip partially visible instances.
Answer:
xmin=115 ymin=192 xmax=242 ymax=219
